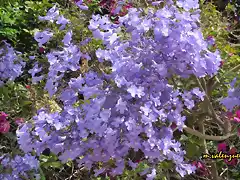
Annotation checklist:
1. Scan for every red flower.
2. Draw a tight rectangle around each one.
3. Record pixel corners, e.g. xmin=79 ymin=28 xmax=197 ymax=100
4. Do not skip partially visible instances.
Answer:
xmin=25 ymin=85 xmax=31 ymax=89
xmin=39 ymin=47 xmax=45 ymax=53
xmin=134 ymin=159 xmax=141 ymax=163
xmin=226 ymin=111 xmax=233 ymax=119
xmin=229 ymin=147 xmax=237 ymax=154
xmin=99 ymin=0 xmax=131 ymax=18
xmin=0 ymin=112 xmax=8 ymax=122
xmin=99 ymin=0 xmax=107 ymax=6
xmin=0 ymin=120 xmax=10 ymax=133
xmin=224 ymin=147 xmax=238 ymax=166
xmin=125 ymin=3 xmax=133 ymax=9
xmin=192 ymin=161 xmax=209 ymax=176
xmin=218 ymin=142 xmax=227 ymax=152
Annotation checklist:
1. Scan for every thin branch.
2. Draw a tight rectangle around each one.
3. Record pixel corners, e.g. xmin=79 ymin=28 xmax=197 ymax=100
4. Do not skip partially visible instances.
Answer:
xmin=212 ymin=63 xmax=240 ymax=90
xmin=142 ymin=0 xmax=149 ymax=6
xmin=230 ymin=43 xmax=240 ymax=47
xmin=232 ymin=29 xmax=240 ymax=32
xmin=195 ymin=77 xmax=224 ymax=127
xmin=198 ymin=121 xmax=208 ymax=153
xmin=220 ymin=168 xmax=228 ymax=177
xmin=209 ymin=162 xmax=219 ymax=180
xmin=200 ymin=77 xmax=207 ymax=91
xmin=183 ymin=125 xmax=236 ymax=141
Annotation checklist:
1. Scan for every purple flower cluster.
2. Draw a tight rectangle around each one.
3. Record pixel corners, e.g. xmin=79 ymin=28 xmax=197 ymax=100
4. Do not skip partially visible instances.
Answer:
xmin=0 ymin=41 xmax=25 ymax=86
xmin=17 ymin=1 xmax=221 ymax=179
xmin=31 ymin=7 xmax=91 ymax=96
xmin=221 ymin=78 xmax=240 ymax=110
xmin=0 ymin=153 xmax=40 ymax=180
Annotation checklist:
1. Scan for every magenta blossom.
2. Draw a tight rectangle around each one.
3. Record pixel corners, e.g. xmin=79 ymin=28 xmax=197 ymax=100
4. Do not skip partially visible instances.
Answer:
xmin=0 ymin=112 xmax=8 ymax=121
xmin=0 ymin=120 xmax=10 ymax=133
xmin=236 ymin=110 xmax=240 ymax=118
xmin=217 ymin=142 xmax=227 ymax=152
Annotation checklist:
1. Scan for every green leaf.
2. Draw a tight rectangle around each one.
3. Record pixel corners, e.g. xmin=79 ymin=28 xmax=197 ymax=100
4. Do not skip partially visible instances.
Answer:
xmin=21 ymin=101 xmax=32 ymax=106
xmin=39 ymin=155 xmax=49 ymax=163
xmin=66 ymin=160 xmax=73 ymax=167
xmin=179 ymin=134 xmax=188 ymax=141
xmin=39 ymin=167 xmax=46 ymax=180
xmin=1 ymin=86 xmax=9 ymax=97
xmin=162 ymin=177 xmax=168 ymax=180
xmin=159 ymin=161 xmax=173 ymax=169
xmin=41 ymin=161 xmax=63 ymax=168
xmin=186 ymin=142 xmax=199 ymax=158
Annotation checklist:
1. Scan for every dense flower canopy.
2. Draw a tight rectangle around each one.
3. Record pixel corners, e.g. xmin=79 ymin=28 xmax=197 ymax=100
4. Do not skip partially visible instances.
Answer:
xmin=0 ymin=154 xmax=40 ymax=180
xmin=1 ymin=0 xmax=234 ymax=179
xmin=0 ymin=42 xmax=25 ymax=87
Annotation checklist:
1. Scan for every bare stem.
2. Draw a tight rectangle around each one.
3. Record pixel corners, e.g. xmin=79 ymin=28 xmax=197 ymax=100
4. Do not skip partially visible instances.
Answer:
xmin=195 ymin=77 xmax=224 ymax=128
xmin=183 ymin=125 xmax=236 ymax=141
xmin=198 ymin=121 xmax=208 ymax=154
xmin=209 ymin=161 xmax=219 ymax=180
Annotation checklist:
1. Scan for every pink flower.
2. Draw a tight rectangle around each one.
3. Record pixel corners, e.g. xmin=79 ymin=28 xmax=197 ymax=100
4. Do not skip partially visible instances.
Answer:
xmin=15 ymin=118 xmax=24 ymax=126
xmin=236 ymin=110 xmax=240 ymax=118
xmin=0 ymin=120 xmax=10 ymax=133
xmin=25 ymin=85 xmax=31 ymax=89
xmin=192 ymin=161 xmax=209 ymax=176
xmin=233 ymin=117 xmax=240 ymax=123
xmin=0 ymin=112 xmax=8 ymax=122
xmin=218 ymin=142 xmax=227 ymax=152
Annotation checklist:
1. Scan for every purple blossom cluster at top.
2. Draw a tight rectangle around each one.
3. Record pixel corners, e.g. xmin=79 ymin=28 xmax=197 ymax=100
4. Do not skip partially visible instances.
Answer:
xmin=31 ymin=6 xmax=91 ymax=95
xmin=0 ymin=153 xmax=40 ymax=180
xmin=38 ymin=4 xmax=70 ymax=30
xmin=16 ymin=1 xmax=222 ymax=179
xmin=0 ymin=41 xmax=25 ymax=86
